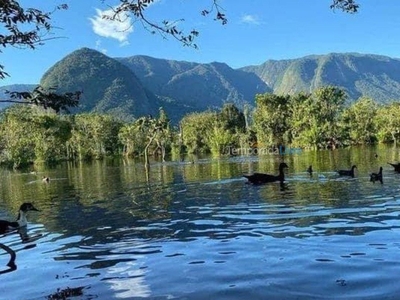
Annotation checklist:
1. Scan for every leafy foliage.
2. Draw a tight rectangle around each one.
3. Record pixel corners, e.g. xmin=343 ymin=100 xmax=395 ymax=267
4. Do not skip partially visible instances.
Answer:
xmin=1 ymin=88 xmax=400 ymax=168
xmin=375 ymin=102 xmax=400 ymax=144
xmin=253 ymin=93 xmax=291 ymax=147
xmin=0 ymin=1 xmax=68 ymax=78
xmin=3 ymin=86 xmax=81 ymax=113
xmin=330 ymin=0 xmax=359 ymax=13
xmin=341 ymin=97 xmax=378 ymax=144
xmin=68 ymin=114 xmax=122 ymax=160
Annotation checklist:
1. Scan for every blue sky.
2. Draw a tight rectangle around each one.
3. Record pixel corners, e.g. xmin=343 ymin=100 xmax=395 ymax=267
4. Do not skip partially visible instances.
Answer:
xmin=2 ymin=0 xmax=400 ymax=86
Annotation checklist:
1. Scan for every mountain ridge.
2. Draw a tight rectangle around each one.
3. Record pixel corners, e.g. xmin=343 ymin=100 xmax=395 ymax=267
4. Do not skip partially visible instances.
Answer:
xmin=2 ymin=49 xmax=400 ymax=122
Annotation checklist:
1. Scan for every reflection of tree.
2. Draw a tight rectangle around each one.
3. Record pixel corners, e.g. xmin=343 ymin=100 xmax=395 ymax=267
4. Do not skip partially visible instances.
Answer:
xmin=0 ymin=227 xmax=42 ymax=275
xmin=182 ymin=158 xmax=242 ymax=182
xmin=1 ymin=145 xmax=400 ymax=248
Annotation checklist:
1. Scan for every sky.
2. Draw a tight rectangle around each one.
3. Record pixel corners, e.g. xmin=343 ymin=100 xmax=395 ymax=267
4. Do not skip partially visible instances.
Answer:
xmin=2 ymin=0 xmax=400 ymax=86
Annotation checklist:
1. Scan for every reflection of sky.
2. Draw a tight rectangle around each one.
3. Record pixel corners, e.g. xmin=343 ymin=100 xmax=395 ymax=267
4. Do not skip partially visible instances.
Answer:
xmin=105 ymin=259 xmax=151 ymax=298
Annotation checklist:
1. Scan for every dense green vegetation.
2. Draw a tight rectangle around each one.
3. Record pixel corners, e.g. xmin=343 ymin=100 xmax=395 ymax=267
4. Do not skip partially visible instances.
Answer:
xmin=1 ymin=86 xmax=399 ymax=169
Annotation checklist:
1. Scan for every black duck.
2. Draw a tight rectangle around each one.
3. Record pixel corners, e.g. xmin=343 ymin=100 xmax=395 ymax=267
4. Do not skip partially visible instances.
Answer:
xmin=370 ymin=166 xmax=383 ymax=184
xmin=243 ymin=162 xmax=289 ymax=184
xmin=337 ymin=165 xmax=357 ymax=177
xmin=388 ymin=162 xmax=400 ymax=172
xmin=0 ymin=203 xmax=39 ymax=234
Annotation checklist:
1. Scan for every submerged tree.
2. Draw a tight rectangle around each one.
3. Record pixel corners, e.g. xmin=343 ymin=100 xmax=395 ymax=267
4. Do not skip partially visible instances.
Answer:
xmin=180 ymin=111 xmax=216 ymax=154
xmin=253 ymin=93 xmax=291 ymax=147
xmin=376 ymin=102 xmax=400 ymax=145
xmin=341 ymin=97 xmax=378 ymax=144
xmin=68 ymin=114 xmax=122 ymax=160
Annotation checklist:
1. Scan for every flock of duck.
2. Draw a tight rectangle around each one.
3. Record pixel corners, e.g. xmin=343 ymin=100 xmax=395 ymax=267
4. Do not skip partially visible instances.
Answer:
xmin=0 ymin=162 xmax=399 ymax=233
xmin=243 ymin=162 xmax=400 ymax=185
xmin=0 ymin=161 xmax=399 ymax=271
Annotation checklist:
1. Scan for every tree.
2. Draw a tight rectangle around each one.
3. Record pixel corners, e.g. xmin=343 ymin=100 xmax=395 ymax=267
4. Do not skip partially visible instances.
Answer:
xmin=0 ymin=2 xmax=79 ymax=111
xmin=180 ymin=111 xmax=216 ymax=154
xmin=376 ymin=102 xmax=400 ymax=145
xmin=341 ymin=97 xmax=378 ymax=144
xmin=68 ymin=114 xmax=122 ymax=160
xmin=309 ymin=86 xmax=347 ymax=148
xmin=118 ymin=122 xmax=147 ymax=157
xmin=0 ymin=105 xmax=36 ymax=168
xmin=253 ymin=93 xmax=291 ymax=147
xmin=218 ymin=103 xmax=246 ymax=134
xmin=0 ymin=2 xmax=68 ymax=79
xmin=1 ymin=86 xmax=81 ymax=113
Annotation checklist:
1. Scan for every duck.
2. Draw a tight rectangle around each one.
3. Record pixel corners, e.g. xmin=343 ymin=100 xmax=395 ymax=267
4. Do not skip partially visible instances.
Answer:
xmin=370 ymin=166 xmax=383 ymax=184
xmin=307 ymin=165 xmax=313 ymax=176
xmin=243 ymin=162 xmax=289 ymax=184
xmin=337 ymin=165 xmax=357 ymax=177
xmin=0 ymin=203 xmax=39 ymax=234
xmin=387 ymin=162 xmax=400 ymax=173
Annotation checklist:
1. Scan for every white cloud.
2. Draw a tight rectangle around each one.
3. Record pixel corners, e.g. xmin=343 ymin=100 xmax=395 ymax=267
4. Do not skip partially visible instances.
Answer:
xmin=240 ymin=14 xmax=262 ymax=25
xmin=89 ymin=8 xmax=133 ymax=44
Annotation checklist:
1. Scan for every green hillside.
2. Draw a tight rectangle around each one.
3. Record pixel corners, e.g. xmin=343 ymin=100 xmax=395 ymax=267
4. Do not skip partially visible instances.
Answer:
xmin=241 ymin=53 xmax=400 ymax=103
xmin=3 ymin=50 xmax=400 ymax=122
xmin=40 ymin=48 xmax=159 ymax=120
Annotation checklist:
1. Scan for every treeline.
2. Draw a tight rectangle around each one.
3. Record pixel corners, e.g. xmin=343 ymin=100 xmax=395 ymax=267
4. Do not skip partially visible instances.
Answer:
xmin=1 ymin=86 xmax=400 ymax=168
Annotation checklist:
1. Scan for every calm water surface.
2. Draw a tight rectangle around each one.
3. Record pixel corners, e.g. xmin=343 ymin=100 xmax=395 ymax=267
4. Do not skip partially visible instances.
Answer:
xmin=1 ymin=146 xmax=400 ymax=299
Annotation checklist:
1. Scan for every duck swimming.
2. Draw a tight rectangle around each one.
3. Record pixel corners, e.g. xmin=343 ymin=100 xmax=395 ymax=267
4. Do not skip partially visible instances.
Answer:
xmin=243 ymin=162 xmax=289 ymax=184
xmin=0 ymin=203 xmax=39 ymax=234
xmin=337 ymin=165 xmax=357 ymax=177
xmin=370 ymin=166 xmax=383 ymax=184
xmin=387 ymin=162 xmax=400 ymax=173
xmin=307 ymin=165 xmax=313 ymax=176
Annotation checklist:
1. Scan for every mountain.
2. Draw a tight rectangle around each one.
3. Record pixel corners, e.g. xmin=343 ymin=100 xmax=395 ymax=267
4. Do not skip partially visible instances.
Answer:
xmin=3 ymin=50 xmax=400 ymax=122
xmin=116 ymin=55 xmax=270 ymax=110
xmin=241 ymin=53 xmax=400 ymax=103
xmin=40 ymin=47 xmax=160 ymax=121
xmin=0 ymin=84 xmax=37 ymax=110
xmin=38 ymin=48 xmax=268 ymax=122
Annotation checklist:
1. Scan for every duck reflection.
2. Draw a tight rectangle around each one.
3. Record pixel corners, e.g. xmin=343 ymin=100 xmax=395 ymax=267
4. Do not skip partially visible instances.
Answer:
xmin=280 ymin=181 xmax=289 ymax=191
xmin=0 ymin=203 xmax=41 ymax=275
xmin=0 ymin=243 xmax=16 ymax=274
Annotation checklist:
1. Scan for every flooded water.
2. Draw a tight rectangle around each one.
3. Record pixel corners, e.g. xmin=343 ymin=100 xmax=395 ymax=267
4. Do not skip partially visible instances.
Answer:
xmin=1 ymin=145 xmax=400 ymax=299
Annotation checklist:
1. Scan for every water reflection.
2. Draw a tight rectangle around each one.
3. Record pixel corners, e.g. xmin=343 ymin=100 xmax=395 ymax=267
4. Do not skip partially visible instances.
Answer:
xmin=0 ymin=243 xmax=16 ymax=274
xmin=1 ymin=145 xmax=400 ymax=298
xmin=0 ymin=226 xmax=42 ymax=275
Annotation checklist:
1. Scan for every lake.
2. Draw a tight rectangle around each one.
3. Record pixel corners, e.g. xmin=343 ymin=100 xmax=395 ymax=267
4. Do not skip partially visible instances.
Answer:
xmin=1 ymin=145 xmax=400 ymax=299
